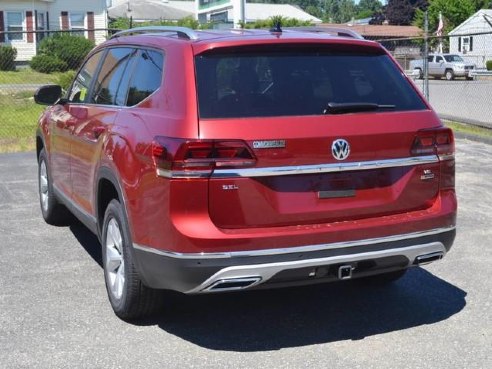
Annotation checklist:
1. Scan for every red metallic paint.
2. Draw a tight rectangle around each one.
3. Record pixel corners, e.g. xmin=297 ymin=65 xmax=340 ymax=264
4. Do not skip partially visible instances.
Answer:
xmin=38 ymin=30 xmax=457 ymax=259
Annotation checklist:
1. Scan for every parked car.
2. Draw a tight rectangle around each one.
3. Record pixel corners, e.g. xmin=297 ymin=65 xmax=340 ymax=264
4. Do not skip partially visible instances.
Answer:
xmin=35 ymin=26 xmax=457 ymax=320
xmin=410 ymin=53 xmax=476 ymax=80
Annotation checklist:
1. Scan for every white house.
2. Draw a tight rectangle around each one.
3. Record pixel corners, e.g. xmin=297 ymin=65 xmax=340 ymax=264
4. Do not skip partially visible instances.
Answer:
xmin=108 ymin=0 xmax=194 ymax=21
xmin=449 ymin=9 xmax=492 ymax=69
xmin=0 ymin=0 xmax=109 ymax=62
xmin=110 ymin=0 xmax=321 ymax=25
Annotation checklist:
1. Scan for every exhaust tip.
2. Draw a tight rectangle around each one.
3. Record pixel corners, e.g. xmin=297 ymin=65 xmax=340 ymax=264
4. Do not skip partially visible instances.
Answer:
xmin=414 ymin=252 xmax=444 ymax=266
xmin=204 ymin=277 xmax=261 ymax=292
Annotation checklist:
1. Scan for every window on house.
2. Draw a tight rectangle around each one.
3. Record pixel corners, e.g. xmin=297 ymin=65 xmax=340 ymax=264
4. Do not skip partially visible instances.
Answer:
xmin=6 ymin=11 xmax=24 ymax=41
xmin=37 ymin=12 xmax=46 ymax=42
xmin=70 ymin=13 xmax=85 ymax=35
xmin=462 ymin=37 xmax=473 ymax=53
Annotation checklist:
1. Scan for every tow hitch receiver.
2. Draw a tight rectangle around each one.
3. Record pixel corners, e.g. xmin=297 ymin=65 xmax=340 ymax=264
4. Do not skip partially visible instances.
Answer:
xmin=338 ymin=265 xmax=354 ymax=280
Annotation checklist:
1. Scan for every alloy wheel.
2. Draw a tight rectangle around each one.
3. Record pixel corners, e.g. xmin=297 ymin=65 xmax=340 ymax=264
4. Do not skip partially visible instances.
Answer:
xmin=39 ymin=160 xmax=49 ymax=213
xmin=105 ymin=218 xmax=125 ymax=300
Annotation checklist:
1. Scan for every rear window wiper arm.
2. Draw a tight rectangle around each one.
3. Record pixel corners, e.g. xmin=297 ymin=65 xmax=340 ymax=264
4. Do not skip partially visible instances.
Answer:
xmin=323 ymin=102 xmax=396 ymax=114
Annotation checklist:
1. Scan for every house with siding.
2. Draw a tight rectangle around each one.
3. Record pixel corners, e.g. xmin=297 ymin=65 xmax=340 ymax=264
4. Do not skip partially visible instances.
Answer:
xmin=0 ymin=0 xmax=109 ymax=62
xmin=109 ymin=0 xmax=321 ymax=24
xmin=448 ymin=9 xmax=492 ymax=69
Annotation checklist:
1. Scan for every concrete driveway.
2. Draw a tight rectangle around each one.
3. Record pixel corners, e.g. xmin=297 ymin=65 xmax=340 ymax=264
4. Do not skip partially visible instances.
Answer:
xmin=0 ymin=139 xmax=490 ymax=369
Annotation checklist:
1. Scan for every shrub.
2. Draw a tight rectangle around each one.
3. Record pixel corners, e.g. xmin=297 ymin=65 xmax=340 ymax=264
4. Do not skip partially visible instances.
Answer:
xmin=109 ymin=16 xmax=212 ymax=31
xmin=0 ymin=45 xmax=17 ymax=71
xmin=57 ymin=70 xmax=76 ymax=90
xmin=30 ymin=55 xmax=68 ymax=74
xmin=241 ymin=16 xmax=313 ymax=29
xmin=486 ymin=60 xmax=492 ymax=71
xmin=38 ymin=33 xmax=94 ymax=70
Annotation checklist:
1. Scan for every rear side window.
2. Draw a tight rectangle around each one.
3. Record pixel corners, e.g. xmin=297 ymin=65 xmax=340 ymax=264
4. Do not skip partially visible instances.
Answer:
xmin=127 ymin=49 xmax=164 ymax=106
xmin=195 ymin=46 xmax=427 ymax=118
xmin=92 ymin=48 xmax=136 ymax=105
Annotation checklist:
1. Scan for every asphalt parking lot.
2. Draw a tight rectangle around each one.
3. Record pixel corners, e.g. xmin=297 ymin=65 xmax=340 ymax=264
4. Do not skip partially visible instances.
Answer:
xmin=0 ymin=139 xmax=491 ymax=369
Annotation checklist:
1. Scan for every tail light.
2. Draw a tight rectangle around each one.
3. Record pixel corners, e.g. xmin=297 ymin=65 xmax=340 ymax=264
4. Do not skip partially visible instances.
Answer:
xmin=411 ymin=127 xmax=454 ymax=157
xmin=411 ymin=127 xmax=455 ymax=190
xmin=152 ymin=137 xmax=256 ymax=178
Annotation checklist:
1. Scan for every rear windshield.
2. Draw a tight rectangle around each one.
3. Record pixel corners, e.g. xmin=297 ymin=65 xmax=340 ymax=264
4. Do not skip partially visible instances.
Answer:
xmin=195 ymin=46 xmax=426 ymax=118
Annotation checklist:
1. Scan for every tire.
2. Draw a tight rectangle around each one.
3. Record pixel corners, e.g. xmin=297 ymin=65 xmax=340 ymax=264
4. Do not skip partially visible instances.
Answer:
xmin=38 ymin=149 xmax=72 ymax=225
xmin=415 ymin=68 xmax=423 ymax=79
xmin=358 ymin=269 xmax=407 ymax=285
xmin=445 ymin=69 xmax=454 ymax=81
xmin=102 ymin=199 xmax=164 ymax=320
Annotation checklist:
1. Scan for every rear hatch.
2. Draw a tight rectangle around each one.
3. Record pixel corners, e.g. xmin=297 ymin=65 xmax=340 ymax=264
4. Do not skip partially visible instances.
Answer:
xmin=194 ymin=42 xmax=445 ymax=229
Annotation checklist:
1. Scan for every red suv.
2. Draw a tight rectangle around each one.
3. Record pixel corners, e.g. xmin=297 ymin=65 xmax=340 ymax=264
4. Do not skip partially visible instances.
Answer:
xmin=35 ymin=26 xmax=457 ymax=319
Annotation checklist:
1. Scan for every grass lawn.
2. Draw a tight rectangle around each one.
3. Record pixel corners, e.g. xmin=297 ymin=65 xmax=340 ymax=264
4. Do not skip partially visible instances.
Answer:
xmin=444 ymin=120 xmax=492 ymax=140
xmin=0 ymin=68 xmax=59 ymax=152
xmin=0 ymin=68 xmax=59 ymax=85
xmin=0 ymin=92 xmax=44 ymax=153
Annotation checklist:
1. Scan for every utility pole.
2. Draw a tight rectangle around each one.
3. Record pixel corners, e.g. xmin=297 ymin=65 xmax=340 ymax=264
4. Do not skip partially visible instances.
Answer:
xmin=423 ymin=11 xmax=429 ymax=101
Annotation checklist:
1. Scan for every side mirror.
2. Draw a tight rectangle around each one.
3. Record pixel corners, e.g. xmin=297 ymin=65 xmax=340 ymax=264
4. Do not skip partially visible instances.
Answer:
xmin=34 ymin=85 xmax=62 ymax=105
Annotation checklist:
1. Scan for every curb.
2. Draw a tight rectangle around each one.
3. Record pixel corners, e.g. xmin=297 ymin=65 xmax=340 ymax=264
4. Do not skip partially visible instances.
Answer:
xmin=453 ymin=130 xmax=492 ymax=146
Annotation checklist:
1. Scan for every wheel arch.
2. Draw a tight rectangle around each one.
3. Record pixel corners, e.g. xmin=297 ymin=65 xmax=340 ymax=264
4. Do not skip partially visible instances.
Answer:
xmin=36 ymin=130 xmax=45 ymax=161
xmin=95 ymin=167 xmax=130 ymax=239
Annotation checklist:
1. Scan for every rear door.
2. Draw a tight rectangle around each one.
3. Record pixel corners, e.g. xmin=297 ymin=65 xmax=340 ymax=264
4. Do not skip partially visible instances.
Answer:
xmin=195 ymin=44 xmax=440 ymax=229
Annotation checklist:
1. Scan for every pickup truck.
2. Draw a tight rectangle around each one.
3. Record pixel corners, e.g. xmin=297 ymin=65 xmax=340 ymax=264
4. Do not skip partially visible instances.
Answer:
xmin=409 ymin=54 xmax=476 ymax=80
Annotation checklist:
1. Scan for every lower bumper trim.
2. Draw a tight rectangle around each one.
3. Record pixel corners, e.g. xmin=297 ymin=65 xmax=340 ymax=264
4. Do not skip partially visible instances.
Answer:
xmin=131 ymin=228 xmax=455 ymax=293
xmin=186 ymin=242 xmax=446 ymax=293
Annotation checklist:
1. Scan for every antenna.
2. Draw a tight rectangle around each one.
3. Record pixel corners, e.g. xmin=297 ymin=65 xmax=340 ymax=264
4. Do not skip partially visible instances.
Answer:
xmin=270 ymin=21 xmax=282 ymax=33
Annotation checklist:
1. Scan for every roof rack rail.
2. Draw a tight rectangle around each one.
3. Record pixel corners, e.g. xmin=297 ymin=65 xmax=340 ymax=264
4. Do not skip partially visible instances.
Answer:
xmin=284 ymin=27 xmax=364 ymax=40
xmin=111 ymin=26 xmax=198 ymax=40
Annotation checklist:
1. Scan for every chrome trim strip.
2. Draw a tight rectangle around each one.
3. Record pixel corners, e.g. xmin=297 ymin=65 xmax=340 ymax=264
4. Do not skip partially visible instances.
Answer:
xmin=156 ymin=168 xmax=210 ymax=179
xmin=156 ymin=155 xmax=438 ymax=179
xmin=203 ymin=277 xmax=262 ymax=292
xmin=187 ymin=242 xmax=447 ymax=293
xmin=438 ymin=154 xmax=455 ymax=161
xmin=133 ymin=226 xmax=455 ymax=260
xmin=211 ymin=155 xmax=438 ymax=178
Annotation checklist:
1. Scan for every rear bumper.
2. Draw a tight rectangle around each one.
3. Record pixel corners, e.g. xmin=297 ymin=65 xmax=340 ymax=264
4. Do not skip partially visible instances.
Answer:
xmin=132 ymin=227 xmax=455 ymax=293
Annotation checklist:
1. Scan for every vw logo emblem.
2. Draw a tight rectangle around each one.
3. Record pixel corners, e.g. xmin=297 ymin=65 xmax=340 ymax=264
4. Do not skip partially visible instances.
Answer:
xmin=331 ymin=139 xmax=350 ymax=161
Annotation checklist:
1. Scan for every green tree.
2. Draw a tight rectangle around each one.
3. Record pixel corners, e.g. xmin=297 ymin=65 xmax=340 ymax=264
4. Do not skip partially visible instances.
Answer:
xmin=357 ymin=0 xmax=383 ymax=16
xmin=324 ymin=0 xmax=356 ymax=23
xmin=469 ymin=0 xmax=492 ymax=10
xmin=414 ymin=0 xmax=476 ymax=34
xmin=306 ymin=5 xmax=323 ymax=19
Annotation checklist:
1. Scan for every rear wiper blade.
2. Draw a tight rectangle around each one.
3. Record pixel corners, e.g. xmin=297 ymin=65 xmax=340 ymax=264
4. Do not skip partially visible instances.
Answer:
xmin=323 ymin=102 xmax=396 ymax=114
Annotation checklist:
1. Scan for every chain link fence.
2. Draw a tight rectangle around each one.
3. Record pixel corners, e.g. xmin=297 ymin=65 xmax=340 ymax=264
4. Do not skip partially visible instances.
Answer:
xmin=377 ymin=31 xmax=492 ymax=129
xmin=0 ymin=28 xmax=491 ymax=152
xmin=0 ymin=29 xmax=112 ymax=152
